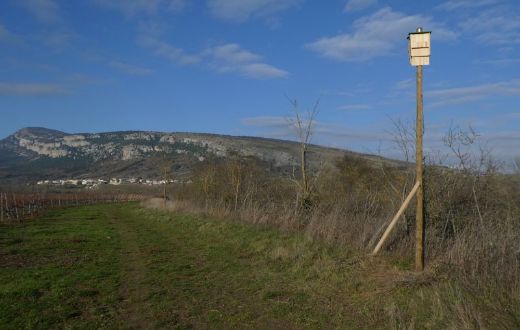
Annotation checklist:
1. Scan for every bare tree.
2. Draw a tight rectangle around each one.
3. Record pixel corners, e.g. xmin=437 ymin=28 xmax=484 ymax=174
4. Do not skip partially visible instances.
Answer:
xmin=227 ymin=152 xmax=243 ymax=212
xmin=442 ymin=124 xmax=500 ymax=228
xmin=513 ymin=157 xmax=520 ymax=174
xmin=199 ymin=163 xmax=216 ymax=209
xmin=387 ymin=117 xmax=416 ymax=163
xmin=160 ymin=153 xmax=173 ymax=205
xmin=382 ymin=117 xmax=418 ymax=236
xmin=286 ymin=97 xmax=319 ymax=210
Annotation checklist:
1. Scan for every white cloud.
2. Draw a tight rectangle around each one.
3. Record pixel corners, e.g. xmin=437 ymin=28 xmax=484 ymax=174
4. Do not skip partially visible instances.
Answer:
xmin=395 ymin=78 xmax=414 ymax=90
xmin=92 ymin=0 xmax=185 ymax=17
xmin=80 ymin=51 xmax=155 ymax=76
xmin=344 ymin=0 xmax=378 ymax=12
xmin=460 ymin=7 xmax=520 ymax=45
xmin=65 ymin=73 xmax=108 ymax=85
xmin=134 ymin=12 xmax=288 ymax=80
xmin=137 ymin=35 xmax=202 ymax=65
xmin=15 ymin=0 xmax=77 ymax=48
xmin=435 ymin=0 xmax=497 ymax=11
xmin=108 ymin=61 xmax=154 ymax=75
xmin=338 ymin=104 xmax=372 ymax=110
xmin=206 ymin=43 xmax=288 ymax=79
xmin=306 ymin=7 xmax=456 ymax=61
xmin=427 ymin=80 xmax=520 ymax=107
xmin=41 ymin=30 xmax=75 ymax=47
xmin=210 ymin=44 xmax=262 ymax=63
xmin=17 ymin=0 xmax=61 ymax=24
xmin=481 ymin=131 xmax=520 ymax=162
xmin=207 ymin=0 xmax=301 ymax=22
xmin=239 ymin=63 xmax=288 ymax=79
xmin=0 ymin=82 xmax=66 ymax=95
xmin=474 ymin=58 xmax=520 ymax=66
xmin=137 ymin=37 xmax=288 ymax=79
xmin=436 ymin=2 xmax=520 ymax=45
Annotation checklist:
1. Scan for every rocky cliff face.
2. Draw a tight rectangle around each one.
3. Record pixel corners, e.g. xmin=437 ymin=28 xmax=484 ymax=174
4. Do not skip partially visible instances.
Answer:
xmin=3 ymin=128 xmax=297 ymax=164
xmin=0 ymin=127 xmax=393 ymax=183
xmin=0 ymin=127 xmax=300 ymax=183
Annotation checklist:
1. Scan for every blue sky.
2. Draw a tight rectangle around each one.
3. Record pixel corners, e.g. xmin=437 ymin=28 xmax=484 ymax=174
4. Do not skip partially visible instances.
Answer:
xmin=1 ymin=0 xmax=519 ymax=165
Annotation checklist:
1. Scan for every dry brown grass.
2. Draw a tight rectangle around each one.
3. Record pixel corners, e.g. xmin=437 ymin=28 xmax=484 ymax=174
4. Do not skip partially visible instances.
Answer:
xmin=142 ymin=153 xmax=520 ymax=327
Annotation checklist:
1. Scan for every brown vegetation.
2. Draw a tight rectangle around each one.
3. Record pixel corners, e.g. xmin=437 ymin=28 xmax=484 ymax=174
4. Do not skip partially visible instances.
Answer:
xmin=144 ymin=124 xmax=520 ymax=325
xmin=0 ymin=191 xmax=145 ymax=222
xmin=3 ymin=124 xmax=518 ymax=326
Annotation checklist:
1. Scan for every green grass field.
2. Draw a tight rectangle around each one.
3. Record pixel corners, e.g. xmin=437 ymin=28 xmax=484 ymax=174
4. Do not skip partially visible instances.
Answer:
xmin=0 ymin=203 xmax=517 ymax=329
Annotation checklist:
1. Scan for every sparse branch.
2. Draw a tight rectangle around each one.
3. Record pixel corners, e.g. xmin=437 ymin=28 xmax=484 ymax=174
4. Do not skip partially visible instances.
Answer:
xmin=286 ymin=96 xmax=320 ymax=210
xmin=386 ymin=117 xmax=415 ymax=163
xmin=513 ymin=157 xmax=520 ymax=174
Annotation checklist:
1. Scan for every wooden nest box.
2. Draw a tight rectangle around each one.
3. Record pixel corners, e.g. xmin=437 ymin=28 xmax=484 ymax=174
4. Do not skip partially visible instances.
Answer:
xmin=408 ymin=28 xmax=431 ymax=66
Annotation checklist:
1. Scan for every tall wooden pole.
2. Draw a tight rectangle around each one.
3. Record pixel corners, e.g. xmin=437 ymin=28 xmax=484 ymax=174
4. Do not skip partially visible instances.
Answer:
xmin=415 ymin=65 xmax=424 ymax=271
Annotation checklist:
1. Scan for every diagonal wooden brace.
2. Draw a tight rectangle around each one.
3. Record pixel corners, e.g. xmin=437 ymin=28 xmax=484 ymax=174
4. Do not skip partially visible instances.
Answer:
xmin=372 ymin=181 xmax=421 ymax=255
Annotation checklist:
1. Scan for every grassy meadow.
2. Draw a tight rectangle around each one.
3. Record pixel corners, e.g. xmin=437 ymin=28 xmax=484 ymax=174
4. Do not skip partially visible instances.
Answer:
xmin=1 ymin=202 xmax=518 ymax=329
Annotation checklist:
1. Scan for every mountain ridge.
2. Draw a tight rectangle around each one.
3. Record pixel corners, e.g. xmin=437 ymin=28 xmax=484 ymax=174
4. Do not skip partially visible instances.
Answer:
xmin=0 ymin=127 xmax=401 ymax=184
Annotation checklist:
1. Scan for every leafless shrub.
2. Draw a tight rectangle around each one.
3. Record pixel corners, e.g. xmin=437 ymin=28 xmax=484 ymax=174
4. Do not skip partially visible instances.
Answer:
xmin=141 ymin=119 xmax=520 ymax=324
xmin=423 ymin=125 xmax=520 ymax=304
xmin=286 ymin=97 xmax=320 ymax=211
xmin=514 ymin=157 xmax=520 ymax=174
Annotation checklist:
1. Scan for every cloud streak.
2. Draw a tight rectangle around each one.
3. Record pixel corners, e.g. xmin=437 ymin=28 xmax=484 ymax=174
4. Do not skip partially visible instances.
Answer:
xmin=108 ymin=61 xmax=154 ymax=75
xmin=15 ymin=0 xmax=78 ymax=49
xmin=137 ymin=35 xmax=202 ymax=65
xmin=241 ymin=116 xmax=289 ymax=127
xmin=0 ymin=82 xmax=66 ymax=96
xmin=338 ymin=104 xmax=372 ymax=110
xmin=474 ymin=58 xmax=520 ymax=66
xmin=207 ymin=0 xmax=301 ymax=22
xmin=241 ymin=116 xmax=387 ymax=142
xmin=460 ymin=6 xmax=520 ymax=45
xmin=344 ymin=0 xmax=378 ymax=12
xmin=427 ymin=80 xmax=520 ymax=107
xmin=91 ymin=0 xmax=185 ymax=17
xmin=435 ymin=0 xmax=498 ymax=11
xmin=242 ymin=115 xmax=520 ymax=164
xmin=17 ymin=0 xmax=61 ymax=24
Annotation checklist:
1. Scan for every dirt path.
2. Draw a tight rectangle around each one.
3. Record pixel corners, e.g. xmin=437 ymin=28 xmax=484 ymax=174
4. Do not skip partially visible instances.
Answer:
xmin=103 ymin=205 xmax=377 ymax=328
xmin=109 ymin=206 xmax=200 ymax=328
xmin=113 ymin=210 xmax=154 ymax=329
xmin=2 ymin=203 xmax=437 ymax=329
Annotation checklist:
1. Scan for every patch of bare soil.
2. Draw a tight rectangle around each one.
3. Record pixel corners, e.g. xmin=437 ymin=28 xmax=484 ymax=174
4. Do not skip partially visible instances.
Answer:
xmin=113 ymin=216 xmax=154 ymax=329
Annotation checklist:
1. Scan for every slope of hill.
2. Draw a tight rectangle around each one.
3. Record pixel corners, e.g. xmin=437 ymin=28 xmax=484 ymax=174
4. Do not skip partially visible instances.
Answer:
xmin=0 ymin=127 xmax=399 ymax=183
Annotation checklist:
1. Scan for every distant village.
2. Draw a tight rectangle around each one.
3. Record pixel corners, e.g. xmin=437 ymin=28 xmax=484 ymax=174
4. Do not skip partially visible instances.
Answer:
xmin=36 ymin=178 xmax=193 ymax=189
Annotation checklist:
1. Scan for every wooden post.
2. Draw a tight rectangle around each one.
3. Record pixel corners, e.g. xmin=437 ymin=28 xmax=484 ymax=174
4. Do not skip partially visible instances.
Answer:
xmin=5 ymin=193 xmax=10 ymax=221
xmin=372 ymin=181 xmax=421 ymax=255
xmin=0 ymin=193 xmax=3 ymax=223
xmin=13 ymin=193 xmax=20 ymax=222
xmin=415 ymin=65 xmax=425 ymax=271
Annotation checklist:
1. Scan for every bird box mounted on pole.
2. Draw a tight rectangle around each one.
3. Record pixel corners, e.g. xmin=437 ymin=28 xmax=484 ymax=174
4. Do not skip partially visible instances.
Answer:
xmin=408 ymin=27 xmax=431 ymax=66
